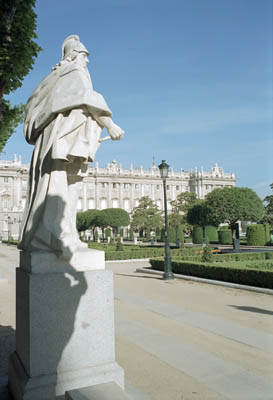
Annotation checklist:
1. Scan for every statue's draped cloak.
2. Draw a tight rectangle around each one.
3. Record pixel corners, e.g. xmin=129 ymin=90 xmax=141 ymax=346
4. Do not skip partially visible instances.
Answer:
xmin=18 ymin=63 xmax=112 ymax=254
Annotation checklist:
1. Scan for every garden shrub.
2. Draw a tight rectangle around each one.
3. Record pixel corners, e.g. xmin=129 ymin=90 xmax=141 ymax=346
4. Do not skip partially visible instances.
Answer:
xmin=105 ymin=228 xmax=111 ymax=239
xmin=201 ymin=245 xmax=213 ymax=262
xmin=176 ymin=225 xmax=185 ymax=247
xmin=205 ymin=226 xmax=218 ymax=242
xmin=264 ymin=223 xmax=271 ymax=245
xmin=218 ymin=229 xmax=232 ymax=244
xmin=161 ymin=227 xmax=176 ymax=243
xmin=192 ymin=226 xmax=203 ymax=244
xmin=129 ymin=228 xmax=134 ymax=241
xmin=116 ymin=237 xmax=124 ymax=251
xmin=247 ymin=224 xmax=266 ymax=246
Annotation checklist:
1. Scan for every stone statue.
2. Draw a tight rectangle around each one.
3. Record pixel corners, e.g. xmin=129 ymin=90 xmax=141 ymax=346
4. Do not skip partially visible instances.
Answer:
xmin=18 ymin=35 xmax=124 ymax=256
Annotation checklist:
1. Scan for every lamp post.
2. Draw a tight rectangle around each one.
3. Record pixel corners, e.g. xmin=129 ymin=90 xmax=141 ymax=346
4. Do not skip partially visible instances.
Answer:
xmin=7 ymin=216 xmax=11 ymax=246
xmin=158 ymin=160 xmax=174 ymax=280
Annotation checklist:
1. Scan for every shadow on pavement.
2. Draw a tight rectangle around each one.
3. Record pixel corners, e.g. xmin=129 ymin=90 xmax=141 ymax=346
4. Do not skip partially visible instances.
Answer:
xmin=229 ymin=305 xmax=273 ymax=316
xmin=0 ymin=325 xmax=15 ymax=399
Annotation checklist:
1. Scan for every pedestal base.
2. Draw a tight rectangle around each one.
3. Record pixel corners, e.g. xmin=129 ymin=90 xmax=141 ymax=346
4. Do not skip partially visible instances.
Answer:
xmin=9 ymin=352 xmax=123 ymax=400
xmin=8 ymin=252 xmax=124 ymax=400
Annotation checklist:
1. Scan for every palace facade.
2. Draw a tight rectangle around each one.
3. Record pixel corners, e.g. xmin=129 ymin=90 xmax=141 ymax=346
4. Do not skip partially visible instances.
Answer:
xmin=0 ymin=155 xmax=236 ymax=239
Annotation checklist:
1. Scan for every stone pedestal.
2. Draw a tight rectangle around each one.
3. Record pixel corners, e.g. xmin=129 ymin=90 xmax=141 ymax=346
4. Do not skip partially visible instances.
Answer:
xmin=8 ymin=250 xmax=124 ymax=399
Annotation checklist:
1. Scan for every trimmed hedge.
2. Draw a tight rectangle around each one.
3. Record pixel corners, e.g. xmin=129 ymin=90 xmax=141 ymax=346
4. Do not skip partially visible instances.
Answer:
xmin=213 ymin=251 xmax=273 ymax=262
xmin=264 ymin=224 xmax=270 ymax=245
xmin=192 ymin=227 xmax=203 ymax=244
xmin=218 ymin=229 xmax=232 ymax=244
xmin=150 ymin=258 xmax=273 ymax=289
xmin=247 ymin=224 xmax=266 ymax=246
xmin=103 ymin=245 xmax=204 ymax=261
xmin=206 ymin=226 xmax=218 ymax=242
xmin=106 ymin=248 xmax=165 ymax=260
xmin=192 ymin=226 xmax=218 ymax=244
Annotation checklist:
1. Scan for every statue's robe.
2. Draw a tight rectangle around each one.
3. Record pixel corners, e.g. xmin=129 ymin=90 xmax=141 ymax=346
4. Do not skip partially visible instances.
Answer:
xmin=18 ymin=63 xmax=112 ymax=255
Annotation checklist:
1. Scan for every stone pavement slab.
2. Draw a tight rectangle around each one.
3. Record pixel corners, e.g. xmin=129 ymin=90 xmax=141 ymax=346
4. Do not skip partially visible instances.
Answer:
xmin=0 ymin=244 xmax=273 ymax=399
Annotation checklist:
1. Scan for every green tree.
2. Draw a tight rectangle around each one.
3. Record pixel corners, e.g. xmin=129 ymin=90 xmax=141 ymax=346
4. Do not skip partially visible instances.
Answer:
xmin=131 ymin=196 xmax=163 ymax=234
xmin=100 ymin=208 xmax=130 ymax=236
xmin=264 ymin=183 xmax=273 ymax=226
xmin=170 ymin=191 xmax=198 ymax=234
xmin=76 ymin=211 xmax=88 ymax=233
xmin=168 ymin=212 xmax=184 ymax=246
xmin=95 ymin=211 xmax=109 ymax=242
xmin=0 ymin=0 xmax=42 ymax=152
xmin=85 ymin=209 xmax=101 ymax=241
xmin=205 ymin=187 xmax=264 ymax=241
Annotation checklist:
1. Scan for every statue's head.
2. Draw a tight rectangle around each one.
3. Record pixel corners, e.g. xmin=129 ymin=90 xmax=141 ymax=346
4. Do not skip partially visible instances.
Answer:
xmin=62 ymin=35 xmax=89 ymax=62
xmin=51 ymin=35 xmax=89 ymax=71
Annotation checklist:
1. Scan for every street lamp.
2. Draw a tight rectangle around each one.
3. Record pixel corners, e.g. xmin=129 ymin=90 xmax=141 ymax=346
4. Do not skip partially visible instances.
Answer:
xmin=158 ymin=160 xmax=174 ymax=280
xmin=7 ymin=216 xmax=11 ymax=246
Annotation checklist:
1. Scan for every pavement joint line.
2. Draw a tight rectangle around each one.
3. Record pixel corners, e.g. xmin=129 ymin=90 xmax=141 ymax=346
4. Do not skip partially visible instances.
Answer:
xmin=135 ymin=267 xmax=273 ymax=296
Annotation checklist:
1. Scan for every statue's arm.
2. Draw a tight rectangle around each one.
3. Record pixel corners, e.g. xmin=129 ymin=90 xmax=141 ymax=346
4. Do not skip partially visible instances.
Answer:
xmin=94 ymin=115 xmax=124 ymax=140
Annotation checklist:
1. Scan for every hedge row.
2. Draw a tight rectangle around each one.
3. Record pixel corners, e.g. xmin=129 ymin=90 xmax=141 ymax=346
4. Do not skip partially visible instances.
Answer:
xmin=150 ymin=258 xmax=273 ymax=289
xmin=213 ymin=251 xmax=273 ymax=262
xmin=104 ymin=246 xmax=204 ymax=260
xmin=105 ymin=248 xmax=165 ymax=260
xmin=171 ymin=251 xmax=273 ymax=263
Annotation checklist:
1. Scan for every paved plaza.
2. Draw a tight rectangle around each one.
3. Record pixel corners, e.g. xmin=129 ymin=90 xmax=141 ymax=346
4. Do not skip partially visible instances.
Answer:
xmin=0 ymin=243 xmax=273 ymax=399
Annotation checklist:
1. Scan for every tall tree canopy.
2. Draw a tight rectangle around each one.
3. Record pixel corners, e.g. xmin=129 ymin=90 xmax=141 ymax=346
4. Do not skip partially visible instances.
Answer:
xmin=0 ymin=0 xmax=42 ymax=152
xmin=170 ymin=191 xmax=198 ymax=233
xmin=131 ymin=196 xmax=163 ymax=233
xmin=264 ymin=183 xmax=273 ymax=226
xmin=100 ymin=208 xmax=130 ymax=233
xmin=205 ymin=187 xmax=264 ymax=238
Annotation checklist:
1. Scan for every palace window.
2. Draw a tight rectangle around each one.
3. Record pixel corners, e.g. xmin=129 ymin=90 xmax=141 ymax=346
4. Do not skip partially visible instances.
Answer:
xmin=124 ymin=199 xmax=130 ymax=210
xmin=100 ymin=198 xmax=107 ymax=209
xmin=4 ymin=177 xmax=8 ymax=182
xmin=124 ymin=183 xmax=130 ymax=189
xmin=88 ymin=198 xmax=94 ymax=209
xmin=112 ymin=199 xmax=119 ymax=208
xmin=135 ymin=184 xmax=140 ymax=190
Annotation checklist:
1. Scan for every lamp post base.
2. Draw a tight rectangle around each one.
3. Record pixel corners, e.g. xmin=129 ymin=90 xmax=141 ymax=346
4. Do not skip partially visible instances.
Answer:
xmin=163 ymin=271 xmax=174 ymax=280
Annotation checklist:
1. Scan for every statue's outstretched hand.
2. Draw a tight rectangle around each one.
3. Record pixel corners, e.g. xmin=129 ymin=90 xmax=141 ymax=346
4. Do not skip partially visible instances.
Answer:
xmin=108 ymin=122 xmax=124 ymax=140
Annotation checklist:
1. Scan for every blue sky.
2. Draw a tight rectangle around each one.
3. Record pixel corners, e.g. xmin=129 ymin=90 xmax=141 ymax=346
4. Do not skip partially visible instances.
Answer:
xmin=2 ymin=0 xmax=272 ymax=199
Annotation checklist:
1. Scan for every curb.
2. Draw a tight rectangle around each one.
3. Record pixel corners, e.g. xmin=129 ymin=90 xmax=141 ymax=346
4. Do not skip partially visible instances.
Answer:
xmin=135 ymin=268 xmax=273 ymax=296
xmin=106 ymin=259 xmax=149 ymax=264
